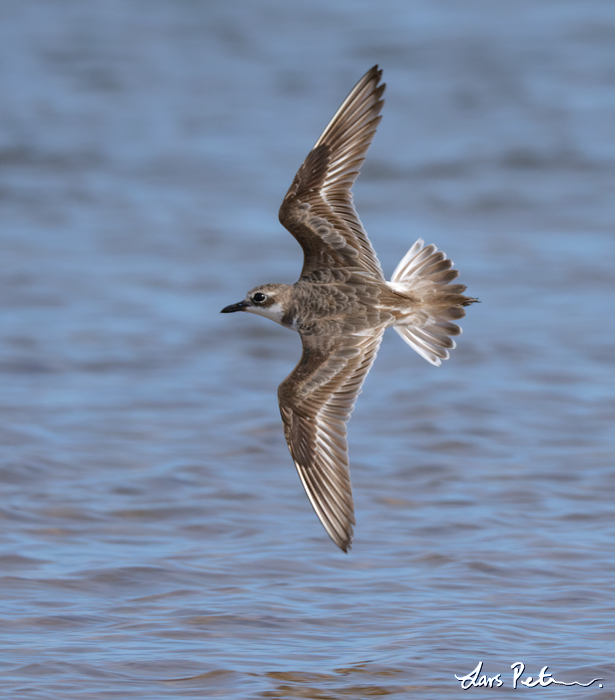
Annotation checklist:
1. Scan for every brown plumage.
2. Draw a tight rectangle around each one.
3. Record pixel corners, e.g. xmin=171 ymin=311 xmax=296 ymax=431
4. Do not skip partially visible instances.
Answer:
xmin=221 ymin=66 xmax=477 ymax=551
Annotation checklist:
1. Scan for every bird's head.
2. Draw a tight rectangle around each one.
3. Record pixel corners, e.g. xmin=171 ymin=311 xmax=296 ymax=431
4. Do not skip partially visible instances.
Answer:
xmin=220 ymin=283 xmax=292 ymax=326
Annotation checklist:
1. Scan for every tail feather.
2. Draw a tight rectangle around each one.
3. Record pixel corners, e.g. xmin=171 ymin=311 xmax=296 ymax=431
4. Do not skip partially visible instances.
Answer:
xmin=388 ymin=238 xmax=477 ymax=367
xmin=394 ymin=326 xmax=451 ymax=364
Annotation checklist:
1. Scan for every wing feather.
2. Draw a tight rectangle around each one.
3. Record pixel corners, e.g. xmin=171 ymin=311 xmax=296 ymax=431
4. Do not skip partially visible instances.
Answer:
xmin=278 ymin=329 xmax=384 ymax=551
xmin=279 ymin=66 xmax=386 ymax=280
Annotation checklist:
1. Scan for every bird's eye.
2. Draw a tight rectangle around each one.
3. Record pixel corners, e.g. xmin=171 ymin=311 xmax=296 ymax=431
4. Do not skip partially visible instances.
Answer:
xmin=252 ymin=292 xmax=267 ymax=304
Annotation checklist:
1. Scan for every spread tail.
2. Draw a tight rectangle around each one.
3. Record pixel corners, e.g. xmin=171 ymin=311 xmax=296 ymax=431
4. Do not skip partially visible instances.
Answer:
xmin=388 ymin=239 xmax=477 ymax=366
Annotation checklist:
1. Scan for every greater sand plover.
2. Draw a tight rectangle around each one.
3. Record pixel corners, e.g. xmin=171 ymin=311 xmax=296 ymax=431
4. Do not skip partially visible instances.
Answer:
xmin=222 ymin=66 xmax=477 ymax=551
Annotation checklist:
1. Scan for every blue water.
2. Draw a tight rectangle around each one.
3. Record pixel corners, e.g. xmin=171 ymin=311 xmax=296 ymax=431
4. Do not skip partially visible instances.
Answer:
xmin=1 ymin=1 xmax=614 ymax=697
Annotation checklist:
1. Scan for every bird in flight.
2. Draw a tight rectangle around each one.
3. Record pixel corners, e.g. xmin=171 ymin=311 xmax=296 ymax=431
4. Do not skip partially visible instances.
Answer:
xmin=222 ymin=66 xmax=477 ymax=551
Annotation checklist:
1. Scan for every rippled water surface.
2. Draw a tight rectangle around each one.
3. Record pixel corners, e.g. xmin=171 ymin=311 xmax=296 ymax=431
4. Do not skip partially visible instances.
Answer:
xmin=1 ymin=1 xmax=615 ymax=697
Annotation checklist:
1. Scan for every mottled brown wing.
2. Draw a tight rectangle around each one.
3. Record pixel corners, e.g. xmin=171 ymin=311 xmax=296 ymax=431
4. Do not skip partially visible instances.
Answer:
xmin=279 ymin=66 xmax=386 ymax=280
xmin=278 ymin=328 xmax=385 ymax=551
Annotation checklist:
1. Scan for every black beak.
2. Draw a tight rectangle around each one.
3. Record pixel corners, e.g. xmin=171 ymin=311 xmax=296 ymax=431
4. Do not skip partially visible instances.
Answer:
xmin=221 ymin=301 xmax=249 ymax=314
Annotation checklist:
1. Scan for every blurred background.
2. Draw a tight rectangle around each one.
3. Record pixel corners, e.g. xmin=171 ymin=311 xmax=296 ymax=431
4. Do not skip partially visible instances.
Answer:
xmin=1 ymin=1 xmax=614 ymax=698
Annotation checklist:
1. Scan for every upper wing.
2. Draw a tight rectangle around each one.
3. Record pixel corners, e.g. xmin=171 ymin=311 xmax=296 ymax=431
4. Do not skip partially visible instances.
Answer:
xmin=278 ymin=327 xmax=385 ymax=551
xmin=279 ymin=66 xmax=386 ymax=280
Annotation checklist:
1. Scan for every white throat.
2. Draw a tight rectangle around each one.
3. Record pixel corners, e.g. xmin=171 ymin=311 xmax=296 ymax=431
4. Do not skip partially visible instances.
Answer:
xmin=246 ymin=302 xmax=286 ymax=326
